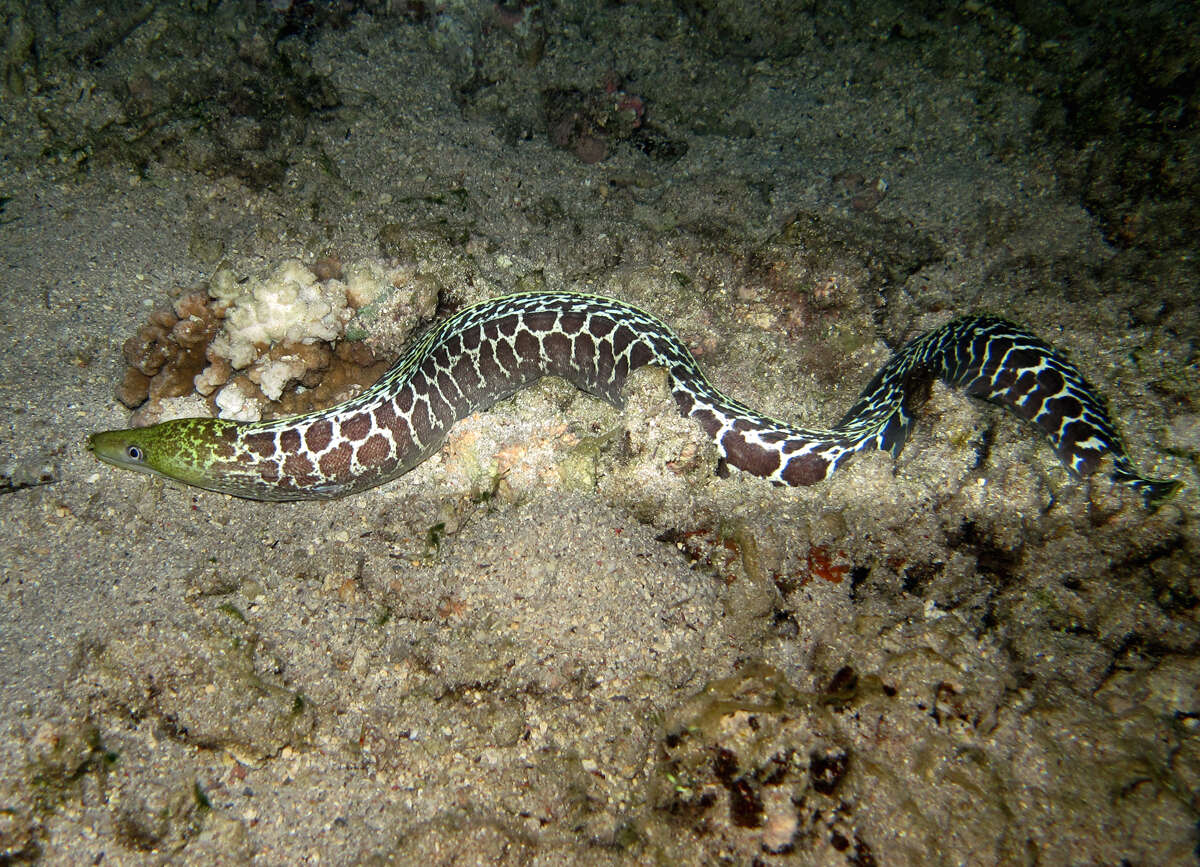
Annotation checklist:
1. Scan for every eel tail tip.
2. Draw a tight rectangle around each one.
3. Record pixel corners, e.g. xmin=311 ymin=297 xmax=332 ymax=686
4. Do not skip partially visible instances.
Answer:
xmin=1134 ymin=476 xmax=1183 ymax=508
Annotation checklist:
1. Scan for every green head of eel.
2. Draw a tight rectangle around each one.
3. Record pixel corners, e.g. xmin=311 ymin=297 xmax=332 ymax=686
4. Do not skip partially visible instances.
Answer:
xmin=88 ymin=418 xmax=247 ymax=496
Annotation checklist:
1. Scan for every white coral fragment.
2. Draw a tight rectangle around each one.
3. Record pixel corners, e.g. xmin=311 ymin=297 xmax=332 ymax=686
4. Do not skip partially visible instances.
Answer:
xmin=200 ymin=259 xmax=354 ymax=411
xmin=342 ymin=260 xmax=400 ymax=309
xmin=252 ymin=355 xmax=312 ymax=401
xmin=208 ymin=259 xmax=351 ymax=370
xmin=214 ymin=380 xmax=263 ymax=422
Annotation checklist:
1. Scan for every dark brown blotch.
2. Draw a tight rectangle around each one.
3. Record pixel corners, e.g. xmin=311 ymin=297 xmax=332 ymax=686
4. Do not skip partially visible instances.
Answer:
xmin=514 ymin=329 xmax=539 ymax=362
xmin=1007 ymin=347 xmax=1043 ymax=370
xmin=613 ymin=355 xmax=630 ymax=387
xmin=780 ymin=452 xmax=831 ymax=486
xmin=375 ymin=399 xmax=399 ymax=432
xmin=611 ymin=323 xmax=636 ymax=354
xmin=629 ymin=339 xmax=653 ymax=370
xmin=396 ymin=385 xmax=414 ymax=414
xmin=243 ymin=432 xmax=277 ymax=458
xmin=721 ymin=430 xmax=782 ymax=478
xmin=279 ymin=429 xmax=302 ymax=454
xmin=688 ymin=406 xmax=722 ymax=437
xmin=436 ymin=368 xmax=462 ymax=407
xmin=543 ymin=331 xmax=570 ymax=364
xmin=494 ymin=339 xmax=518 ymax=375
xmin=979 ymin=335 xmax=1013 ymax=368
xmin=409 ymin=370 xmax=429 ymax=397
xmin=319 ymin=442 xmax=353 ymax=478
xmin=282 ymin=453 xmax=318 ymax=487
xmin=409 ymin=398 xmax=433 ymax=440
xmin=595 ymin=339 xmax=615 ymax=384
xmin=451 ymin=353 xmax=483 ymax=403
xmin=588 ymin=316 xmax=615 ymax=339
xmin=523 ymin=311 xmax=557 ymax=334
xmin=572 ymin=332 xmax=596 ymax=378
xmin=376 ymin=400 xmax=413 ymax=452
xmin=1036 ymin=366 xmax=1065 ymax=394
xmin=558 ymin=312 xmax=585 ymax=334
xmin=340 ymin=412 xmax=372 ymax=442
xmin=1045 ymin=394 xmax=1083 ymax=423
xmin=496 ymin=315 xmax=519 ymax=338
xmin=426 ymin=373 xmax=456 ymax=426
xmin=305 ymin=419 xmax=333 ymax=453
xmin=356 ymin=434 xmax=391 ymax=467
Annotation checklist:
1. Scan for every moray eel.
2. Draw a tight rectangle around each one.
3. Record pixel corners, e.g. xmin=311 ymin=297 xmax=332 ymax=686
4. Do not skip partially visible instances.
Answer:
xmin=89 ymin=292 xmax=1179 ymax=504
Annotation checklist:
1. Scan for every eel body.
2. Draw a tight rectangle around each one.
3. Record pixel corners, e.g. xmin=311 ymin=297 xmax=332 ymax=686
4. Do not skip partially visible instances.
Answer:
xmin=88 ymin=292 xmax=1178 ymax=504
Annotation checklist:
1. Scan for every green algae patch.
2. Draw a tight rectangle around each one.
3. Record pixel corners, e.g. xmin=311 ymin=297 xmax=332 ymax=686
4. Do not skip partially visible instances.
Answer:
xmin=79 ymin=611 xmax=315 ymax=762
xmin=636 ymin=662 xmax=863 ymax=862
xmin=23 ymin=723 xmax=117 ymax=815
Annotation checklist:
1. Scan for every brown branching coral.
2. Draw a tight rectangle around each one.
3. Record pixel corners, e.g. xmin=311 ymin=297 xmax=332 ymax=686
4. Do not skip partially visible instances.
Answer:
xmin=117 ymin=292 xmax=224 ymax=426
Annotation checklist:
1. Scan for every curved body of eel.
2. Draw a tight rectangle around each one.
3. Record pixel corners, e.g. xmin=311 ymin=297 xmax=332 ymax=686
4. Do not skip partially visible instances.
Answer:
xmin=89 ymin=292 xmax=1179 ymax=505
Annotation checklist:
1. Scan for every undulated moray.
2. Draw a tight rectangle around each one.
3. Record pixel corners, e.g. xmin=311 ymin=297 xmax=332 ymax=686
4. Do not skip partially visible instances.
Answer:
xmin=89 ymin=292 xmax=1178 ymax=505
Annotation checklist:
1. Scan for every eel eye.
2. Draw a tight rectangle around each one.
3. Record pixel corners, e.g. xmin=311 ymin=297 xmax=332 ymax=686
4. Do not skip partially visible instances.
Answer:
xmin=126 ymin=445 xmax=144 ymax=461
